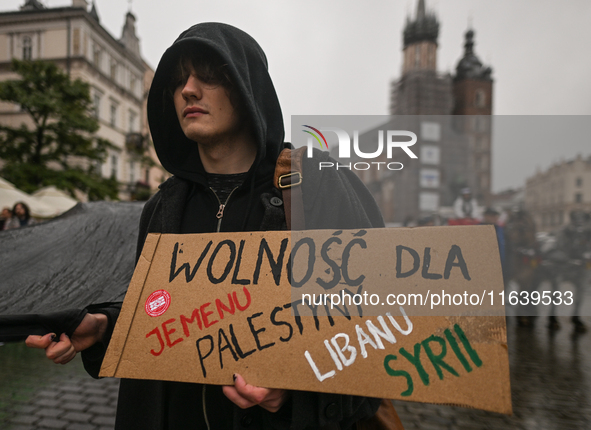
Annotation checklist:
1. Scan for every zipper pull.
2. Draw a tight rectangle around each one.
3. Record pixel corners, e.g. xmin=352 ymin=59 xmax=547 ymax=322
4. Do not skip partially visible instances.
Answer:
xmin=216 ymin=204 xmax=225 ymax=219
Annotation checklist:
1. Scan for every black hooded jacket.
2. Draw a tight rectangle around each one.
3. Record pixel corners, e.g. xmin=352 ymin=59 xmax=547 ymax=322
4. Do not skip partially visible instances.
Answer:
xmin=82 ymin=23 xmax=384 ymax=430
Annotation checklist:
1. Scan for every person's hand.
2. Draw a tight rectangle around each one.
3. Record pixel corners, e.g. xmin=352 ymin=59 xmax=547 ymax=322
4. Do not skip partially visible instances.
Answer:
xmin=222 ymin=373 xmax=289 ymax=413
xmin=25 ymin=313 xmax=108 ymax=365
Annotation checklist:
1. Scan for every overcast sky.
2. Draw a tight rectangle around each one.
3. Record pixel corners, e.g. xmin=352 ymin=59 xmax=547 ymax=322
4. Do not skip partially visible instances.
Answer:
xmin=2 ymin=0 xmax=590 ymax=192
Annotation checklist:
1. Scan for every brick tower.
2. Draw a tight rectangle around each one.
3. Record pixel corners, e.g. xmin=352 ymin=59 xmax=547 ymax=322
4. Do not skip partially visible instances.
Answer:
xmin=453 ymin=29 xmax=494 ymax=204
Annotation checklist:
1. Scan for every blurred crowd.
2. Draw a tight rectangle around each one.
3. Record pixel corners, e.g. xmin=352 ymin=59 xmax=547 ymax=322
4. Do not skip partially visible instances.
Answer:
xmin=407 ymin=188 xmax=591 ymax=334
xmin=1 ymin=201 xmax=37 ymax=230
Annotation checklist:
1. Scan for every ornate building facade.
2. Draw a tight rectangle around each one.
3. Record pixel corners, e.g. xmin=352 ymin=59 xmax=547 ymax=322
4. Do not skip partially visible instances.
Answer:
xmin=525 ymin=155 xmax=591 ymax=232
xmin=0 ymin=0 xmax=161 ymax=200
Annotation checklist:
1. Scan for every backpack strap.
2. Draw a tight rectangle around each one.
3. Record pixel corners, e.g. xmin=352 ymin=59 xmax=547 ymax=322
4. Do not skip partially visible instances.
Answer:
xmin=275 ymin=150 xmax=404 ymax=430
xmin=274 ymin=147 xmax=306 ymax=230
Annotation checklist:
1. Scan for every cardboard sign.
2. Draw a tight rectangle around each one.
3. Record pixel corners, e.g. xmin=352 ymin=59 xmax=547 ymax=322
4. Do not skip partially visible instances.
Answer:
xmin=100 ymin=226 xmax=511 ymax=414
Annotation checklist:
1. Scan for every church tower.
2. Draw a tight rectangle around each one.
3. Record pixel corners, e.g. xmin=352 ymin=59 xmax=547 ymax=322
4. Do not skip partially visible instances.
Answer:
xmin=453 ymin=29 xmax=494 ymax=204
xmin=453 ymin=29 xmax=493 ymax=115
xmin=390 ymin=0 xmax=453 ymax=115
xmin=401 ymin=0 xmax=438 ymax=74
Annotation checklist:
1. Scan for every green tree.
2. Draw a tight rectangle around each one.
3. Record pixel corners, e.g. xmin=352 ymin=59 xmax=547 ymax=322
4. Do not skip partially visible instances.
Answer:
xmin=0 ymin=59 xmax=119 ymax=200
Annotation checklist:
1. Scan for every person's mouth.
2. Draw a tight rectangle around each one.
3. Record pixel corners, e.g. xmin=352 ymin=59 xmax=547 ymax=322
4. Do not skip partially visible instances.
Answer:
xmin=184 ymin=106 xmax=208 ymax=117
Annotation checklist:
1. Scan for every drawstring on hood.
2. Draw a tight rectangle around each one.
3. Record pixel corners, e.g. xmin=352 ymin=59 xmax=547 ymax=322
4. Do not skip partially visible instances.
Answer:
xmin=147 ymin=23 xmax=285 ymax=229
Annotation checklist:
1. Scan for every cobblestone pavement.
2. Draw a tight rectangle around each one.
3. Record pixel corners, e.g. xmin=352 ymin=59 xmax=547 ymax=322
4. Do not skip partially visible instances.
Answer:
xmin=393 ymin=316 xmax=591 ymax=430
xmin=1 ymin=315 xmax=590 ymax=429
xmin=0 ymin=343 xmax=118 ymax=430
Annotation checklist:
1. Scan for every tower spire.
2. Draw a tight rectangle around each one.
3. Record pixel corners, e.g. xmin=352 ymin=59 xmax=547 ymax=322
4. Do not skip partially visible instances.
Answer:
xmin=455 ymin=28 xmax=492 ymax=80
xmin=89 ymin=0 xmax=100 ymax=22
xmin=403 ymin=0 xmax=439 ymax=48
xmin=417 ymin=0 xmax=426 ymax=20
xmin=120 ymin=8 xmax=141 ymax=59
xmin=464 ymin=29 xmax=474 ymax=55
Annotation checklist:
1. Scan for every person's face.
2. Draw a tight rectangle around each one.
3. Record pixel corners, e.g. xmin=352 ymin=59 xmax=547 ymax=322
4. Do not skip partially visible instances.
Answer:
xmin=1 ymin=208 xmax=10 ymax=219
xmin=173 ymin=66 xmax=242 ymax=145
xmin=14 ymin=204 xmax=25 ymax=217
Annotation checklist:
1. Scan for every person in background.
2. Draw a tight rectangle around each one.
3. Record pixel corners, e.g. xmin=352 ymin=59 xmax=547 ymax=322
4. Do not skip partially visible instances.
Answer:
xmin=453 ymin=188 xmax=482 ymax=220
xmin=417 ymin=215 xmax=435 ymax=226
xmin=4 ymin=202 xmax=35 ymax=229
xmin=482 ymin=207 xmax=506 ymax=278
xmin=1 ymin=207 xmax=12 ymax=230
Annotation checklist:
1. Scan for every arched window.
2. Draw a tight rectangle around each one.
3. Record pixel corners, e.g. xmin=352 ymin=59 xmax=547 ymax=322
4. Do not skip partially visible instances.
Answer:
xmin=22 ymin=36 xmax=32 ymax=60
xmin=474 ymin=89 xmax=486 ymax=108
xmin=428 ymin=44 xmax=435 ymax=68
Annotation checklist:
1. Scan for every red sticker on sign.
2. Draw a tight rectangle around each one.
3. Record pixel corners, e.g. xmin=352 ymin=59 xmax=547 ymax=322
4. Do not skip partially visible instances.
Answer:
xmin=145 ymin=290 xmax=171 ymax=317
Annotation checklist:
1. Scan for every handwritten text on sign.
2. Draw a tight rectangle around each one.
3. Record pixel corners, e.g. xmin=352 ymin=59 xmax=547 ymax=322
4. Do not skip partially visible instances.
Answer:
xmin=100 ymin=227 xmax=511 ymax=414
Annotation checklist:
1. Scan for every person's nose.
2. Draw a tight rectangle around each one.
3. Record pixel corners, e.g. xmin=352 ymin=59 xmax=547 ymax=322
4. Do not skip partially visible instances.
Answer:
xmin=181 ymin=74 xmax=203 ymax=100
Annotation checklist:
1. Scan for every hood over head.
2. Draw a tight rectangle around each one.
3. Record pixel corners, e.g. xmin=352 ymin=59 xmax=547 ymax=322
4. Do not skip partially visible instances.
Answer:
xmin=148 ymin=23 xmax=284 ymax=184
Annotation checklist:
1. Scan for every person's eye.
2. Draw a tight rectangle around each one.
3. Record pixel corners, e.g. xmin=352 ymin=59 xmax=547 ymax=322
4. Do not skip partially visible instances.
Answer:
xmin=173 ymin=75 xmax=189 ymax=90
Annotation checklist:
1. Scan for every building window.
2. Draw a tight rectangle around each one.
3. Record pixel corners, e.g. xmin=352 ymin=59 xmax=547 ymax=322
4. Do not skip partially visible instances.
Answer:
xmin=414 ymin=45 xmax=421 ymax=68
xmin=110 ymin=154 xmax=118 ymax=179
xmin=93 ymin=44 xmax=102 ymax=68
xmin=474 ymin=89 xmax=486 ymax=108
xmin=419 ymin=192 xmax=439 ymax=211
xmin=420 ymin=145 xmax=440 ymax=165
xmin=94 ymin=160 xmax=102 ymax=175
xmin=130 ymin=160 xmax=135 ymax=184
xmin=421 ymin=122 xmax=441 ymax=141
xmin=22 ymin=36 xmax=32 ymax=60
xmin=575 ymin=193 xmax=583 ymax=203
xmin=576 ymin=177 xmax=582 ymax=187
xmin=110 ymin=61 xmax=118 ymax=81
xmin=93 ymin=93 xmax=101 ymax=119
xmin=129 ymin=110 xmax=137 ymax=133
xmin=73 ymin=28 xmax=80 ymax=56
xmin=420 ymin=169 xmax=440 ymax=188
xmin=130 ymin=74 xmax=138 ymax=94
xmin=110 ymin=103 xmax=118 ymax=127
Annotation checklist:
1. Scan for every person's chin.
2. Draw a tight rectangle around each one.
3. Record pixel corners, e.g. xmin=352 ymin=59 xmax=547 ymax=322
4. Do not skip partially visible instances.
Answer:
xmin=182 ymin=125 xmax=210 ymax=141
xmin=185 ymin=131 xmax=217 ymax=145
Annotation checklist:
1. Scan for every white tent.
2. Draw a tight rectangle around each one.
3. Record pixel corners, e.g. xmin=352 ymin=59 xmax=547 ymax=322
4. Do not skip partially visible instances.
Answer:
xmin=0 ymin=177 xmax=59 ymax=218
xmin=32 ymin=186 xmax=78 ymax=215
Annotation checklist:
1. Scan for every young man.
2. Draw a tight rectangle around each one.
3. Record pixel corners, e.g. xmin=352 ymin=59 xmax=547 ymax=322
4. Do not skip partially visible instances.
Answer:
xmin=27 ymin=23 xmax=384 ymax=429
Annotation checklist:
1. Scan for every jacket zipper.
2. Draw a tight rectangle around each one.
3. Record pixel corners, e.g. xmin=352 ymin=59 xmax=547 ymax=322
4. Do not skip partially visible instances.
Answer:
xmin=211 ymin=186 xmax=239 ymax=233
xmin=203 ymin=185 xmax=240 ymax=429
